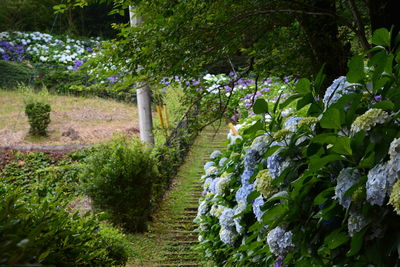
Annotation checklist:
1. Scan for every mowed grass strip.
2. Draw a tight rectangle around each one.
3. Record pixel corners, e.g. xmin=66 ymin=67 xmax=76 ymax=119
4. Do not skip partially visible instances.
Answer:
xmin=0 ymin=89 xmax=140 ymax=146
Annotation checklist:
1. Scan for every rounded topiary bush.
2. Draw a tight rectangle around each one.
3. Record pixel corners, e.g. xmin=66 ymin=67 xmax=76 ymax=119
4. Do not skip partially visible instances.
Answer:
xmin=25 ymin=102 xmax=51 ymax=136
xmin=81 ymin=136 xmax=159 ymax=232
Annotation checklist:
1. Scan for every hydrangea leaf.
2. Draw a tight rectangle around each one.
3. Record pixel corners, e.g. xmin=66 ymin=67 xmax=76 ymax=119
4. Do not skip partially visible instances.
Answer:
xmin=372 ymin=28 xmax=390 ymax=47
xmin=372 ymin=100 xmax=394 ymax=110
xmin=320 ymin=108 xmax=342 ymax=130
xmin=295 ymin=78 xmax=311 ymax=94
xmin=331 ymin=136 xmax=352 ymax=155
xmin=253 ymin=98 xmax=268 ymax=114
xmin=347 ymin=228 xmax=367 ymax=257
xmin=346 ymin=55 xmax=365 ymax=83
xmin=324 ymin=229 xmax=350 ymax=249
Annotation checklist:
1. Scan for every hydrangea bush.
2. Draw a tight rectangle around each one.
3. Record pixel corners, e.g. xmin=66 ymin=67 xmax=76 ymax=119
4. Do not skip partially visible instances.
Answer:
xmin=0 ymin=31 xmax=99 ymax=66
xmin=195 ymin=29 xmax=400 ymax=266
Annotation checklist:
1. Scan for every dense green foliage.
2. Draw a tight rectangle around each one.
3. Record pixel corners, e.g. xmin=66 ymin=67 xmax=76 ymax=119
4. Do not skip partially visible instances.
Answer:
xmin=25 ymin=102 xmax=51 ymax=136
xmin=81 ymin=136 xmax=160 ymax=232
xmin=0 ymin=0 xmax=126 ymax=38
xmin=0 ymin=60 xmax=35 ymax=88
xmin=0 ymin=152 xmax=132 ymax=266
xmin=195 ymin=29 xmax=400 ymax=266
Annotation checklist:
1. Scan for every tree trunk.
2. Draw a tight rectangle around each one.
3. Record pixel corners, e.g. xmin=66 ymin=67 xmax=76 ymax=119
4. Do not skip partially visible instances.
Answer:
xmin=299 ymin=0 xmax=350 ymax=96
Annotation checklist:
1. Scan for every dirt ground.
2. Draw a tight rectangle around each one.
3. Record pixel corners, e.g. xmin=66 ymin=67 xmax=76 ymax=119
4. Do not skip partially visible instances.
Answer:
xmin=0 ymin=91 xmax=140 ymax=146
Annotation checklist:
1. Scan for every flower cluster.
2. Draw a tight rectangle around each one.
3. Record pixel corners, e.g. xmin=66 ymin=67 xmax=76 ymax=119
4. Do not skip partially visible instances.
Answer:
xmin=323 ymin=76 xmax=357 ymax=108
xmin=351 ymin=108 xmax=389 ymax=134
xmin=0 ymin=31 xmax=99 ymax=66
xmin=267 ymin=226 xmax=295 ymax=256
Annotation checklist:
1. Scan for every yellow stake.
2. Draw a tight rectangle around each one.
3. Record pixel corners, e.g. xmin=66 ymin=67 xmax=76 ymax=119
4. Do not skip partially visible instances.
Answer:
xmin=156 ymin=105 xmax=165 ymax=129
xmin=228 ymin=123 xmax=239 ymax=136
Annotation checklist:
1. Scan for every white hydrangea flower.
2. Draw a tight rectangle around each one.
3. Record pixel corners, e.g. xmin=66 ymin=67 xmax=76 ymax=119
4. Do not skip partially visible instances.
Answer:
xmin=267 ymin=226 xmax=295 ymax=256
xmin=351 ymin=108 xmax=389 ymax=134
xmin=205 ymin=166 xmax=219 ymax=177
xmin=210 ymin=205 xmax=226 ymax=218
xmin=334 ymin=168 xmax=360 ymax=209
xmin=215 ymin=176 xmax=230 ymax=195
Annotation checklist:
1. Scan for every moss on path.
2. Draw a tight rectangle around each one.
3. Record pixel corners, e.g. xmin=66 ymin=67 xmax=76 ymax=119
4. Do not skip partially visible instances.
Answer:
xmin=126 ymin=125 xmax=227 ymax=267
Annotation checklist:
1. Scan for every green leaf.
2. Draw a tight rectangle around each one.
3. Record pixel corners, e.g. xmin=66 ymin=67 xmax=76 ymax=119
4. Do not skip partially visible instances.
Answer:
xmin=253 ymin=98 xmax=268 ymax=114
xmin=331 ymin=136 xmax=352 ymax=155
xmin=372 ymin=100 xmax=394 ymax=110
xmin=296 ymin=78 xmax=311 ymax=94
xmin=297 ymin=93 xmax=314 ymax=110
xmin=313 ymin=187 xmax=335 ymax=206
xmin=372 ymin=28 xmax=390 ymax=47
xmin=267 ymin=191 xmax=289 ymax=202
xmin=324 ymin=229 xmax=350 ymax=249
xmin=243 ymin=120 xmax=264 ymax=135
xmin=280 ymin=94 xmax=302 ymax=109
xmin=347 ymin=228 xmax=367 ymax=256
xmin=320 ymin=108 xmax=342 ymax=129
xmin=309 ymin=154 xmax=343 ymax=171
xmin=261 ymin=204 xmax=286 ymax=224
xmin=347 ymin=55 xmax=365 ymax=83
xmin=312 ymin=133 xmax=338 ymax=144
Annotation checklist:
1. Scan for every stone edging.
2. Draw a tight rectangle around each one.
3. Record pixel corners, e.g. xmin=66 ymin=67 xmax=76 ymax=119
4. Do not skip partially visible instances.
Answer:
xmin=0 ymin=144 xmax=91 ymax=153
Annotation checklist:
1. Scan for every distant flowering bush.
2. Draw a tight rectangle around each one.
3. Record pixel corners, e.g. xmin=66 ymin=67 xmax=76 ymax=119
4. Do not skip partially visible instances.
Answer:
xmin=0 ymin=31 xmax=99 ymax=66
xmin=195 ymin=29 xmax=400 ymax=266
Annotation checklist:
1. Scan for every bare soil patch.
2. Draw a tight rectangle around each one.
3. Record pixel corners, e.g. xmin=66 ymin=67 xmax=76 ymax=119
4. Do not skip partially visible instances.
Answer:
xmin=0 ymin=90 xmax=140 ymax=146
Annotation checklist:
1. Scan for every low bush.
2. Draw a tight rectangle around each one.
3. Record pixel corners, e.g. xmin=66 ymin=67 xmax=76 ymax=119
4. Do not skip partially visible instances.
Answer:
xmin=0 ymin=151 xmax=132 ymax=266
xmin=25 ymin=101 xmax=51 ymax=136
xmin=80 ymin=136 xmax=160 ymax=232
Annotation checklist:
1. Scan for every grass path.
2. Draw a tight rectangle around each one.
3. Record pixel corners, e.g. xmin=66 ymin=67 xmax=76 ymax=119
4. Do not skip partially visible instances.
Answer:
xmin=127 ymin=125 xmax=227 ymax=267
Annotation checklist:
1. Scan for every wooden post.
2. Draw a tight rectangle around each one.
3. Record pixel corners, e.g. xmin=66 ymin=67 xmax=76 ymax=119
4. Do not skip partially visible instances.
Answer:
xmin=129 ymin=6 xmax=154 ymax=146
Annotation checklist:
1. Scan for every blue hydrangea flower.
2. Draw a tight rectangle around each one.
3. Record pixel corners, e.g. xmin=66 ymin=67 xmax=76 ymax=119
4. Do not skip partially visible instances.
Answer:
xmin=283 ymin=116 xmax=302 ymax=132
xmin=323 ymin=76 xmax=357 ymax=108
xmin=219 ymin=227 xmax=236 ymax=246
xmin=334 ymin=168 xmax=360 ymax=209
xmin=209 ymin=177 xmax=221 ymax=194
xmin=236 ymin=183 xmax=255 ymax=204
xmin=210 ymin=150 xmax=222 ymax=159
xmin=366 ymin=163 xmax=395 ymax=206
xmin=241 ymin=169 xmax=254 ymax=185
xmin=348 ymin=210 xmax=368 ymax=237
xmin=219 ymin=208 xmax=235 ymax=231
xmin=234 ymin=201 xmax=246 ymax=233
xmin=267 ymin=226 xmax=295 ymax=256
xmin=267 ymin=152 xmax=290 ymax=179
xmin=219 ymin=157 xmax=228 ymax=166
xmin=204 ymin=161 xmax=215 ymax=171
xmin=253 ymin=195 xmax=265 ymax=222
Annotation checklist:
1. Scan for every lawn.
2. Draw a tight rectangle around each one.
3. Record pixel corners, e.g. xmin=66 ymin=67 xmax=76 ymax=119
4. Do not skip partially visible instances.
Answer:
xmin=0 ymin=89 xmax=140 ymax=146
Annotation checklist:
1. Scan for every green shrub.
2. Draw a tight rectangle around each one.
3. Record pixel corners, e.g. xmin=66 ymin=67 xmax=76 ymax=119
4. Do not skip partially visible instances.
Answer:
xmin=0 ymin=185 xmax=131 ymax=266
xmin=25 ymin=102 xmax=51 ymax=136
xmin=81 ymin=136 xmax=160 ymax=232
xmin=0 ymin=60 xmax=35 ymax=88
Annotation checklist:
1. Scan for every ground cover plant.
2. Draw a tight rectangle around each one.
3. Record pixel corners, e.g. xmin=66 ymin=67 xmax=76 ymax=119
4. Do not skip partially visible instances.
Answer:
xmin=0 ymin=151 xmax=132 ymax=266
xmin=195 ymin=29 xmax=400 ymax=266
